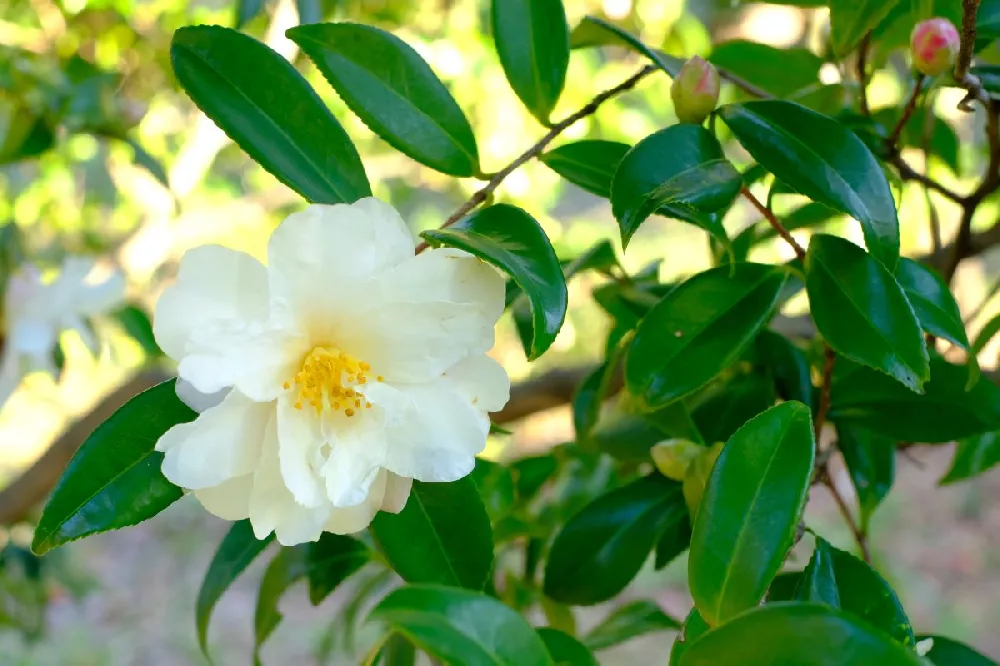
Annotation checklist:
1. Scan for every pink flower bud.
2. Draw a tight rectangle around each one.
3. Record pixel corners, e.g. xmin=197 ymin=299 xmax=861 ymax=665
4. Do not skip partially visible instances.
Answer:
xmin=911 ymin=18 xmax=960 ymax=77
xmin=671 ymin=56 xmax=720 ymax=125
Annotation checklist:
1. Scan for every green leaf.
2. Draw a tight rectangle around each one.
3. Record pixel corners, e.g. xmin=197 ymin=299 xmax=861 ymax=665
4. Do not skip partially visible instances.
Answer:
xmin=307 ymin=534 xmax=371 ymax=605
xmin=691 ymin=371 xmax=777 ymax=445
xmin=611 ymin=125 xmax=740 ymax=248
xmin=370 ymin=585 xmax=554 ymax=666
xmin=288 ymin=23 xmax=480 ymax=177
xmin=919 ymin=635 xmax=999 ymax=665
xmin=171 ymin=25 xmax=370 ymax=204
xmin=490 ymin=0 xmax=570 ymax=123
xmin=756 ymin=330 xmax=813 ymax=409
xmin=120 ymin=136 xmax=170 ymax=186
xmin=236 ymin=0 xmax=265 ymax=27
xmin=895 ymin=258 xmax=970 ymax=350
xmin=573 ymin=361 xmax=615 ymax=442
xmin=668 ymin=608 xmax=710 ymax=666
xmin=255 ymin=545 xmax=309 ymax=661
xmin=805 ymin=234 xmax=928 ymax=392
xmin=625 ymin=263 xmax=788 ymax=411
xmin=654 ymin=510 xmax=693 ymax=570
xmin=806 ymin=538 xmax=915 ymax=646
xmin=512 ymin=454 xmax=559 ymax=500
xmin=295 ymin=0 xmax=322 ymax=24
xmin=538 ymin=628 xmax=597 ymax=666
xmin=370 ymin=478 xmax=493 ymax=589
xmin=688 ymin=402 xmax=814 ymax=626
xmin=32 ymin=380 xmax=192 ymax=555
xmin=540 ymin=140 xmax=630 ymax=198
xmin=371 ymin=633 xmax=417 ymax=666
xmin=708 ymin=41 xmax=822 ymax=98
xmin=544 ymin=474 xmax=688 ymax=605
xmin=196 ymin=520 xmax=273 ymax=657
xmin=112 ymin=304 xmax=162 ymax=358
xmin=973 ymin=310 xmax=1000 ymax=354
xmin=584 ymin=599 xmax=681 ymax=651
xmin=470 ymin=458 xmax=516 ymax=521
xmin=830 ymin=357 xmax=1000 ymax=442
xmin=677 ymin=603 xmax=925 ymax=665
xmin=837 ymin=425 xmax=895 ymax=529
xmin=829 ymin=0 xmax=902 ymax=56
xmin=720 ymin=101 xmax=899 ymax=268
xmin=940 ymin=431 xmax=1000 ymax=484
xmin=423 ymin=204 xmax=567 ymax=358
xmin=570 ymin=16 xmax=683 ymax=76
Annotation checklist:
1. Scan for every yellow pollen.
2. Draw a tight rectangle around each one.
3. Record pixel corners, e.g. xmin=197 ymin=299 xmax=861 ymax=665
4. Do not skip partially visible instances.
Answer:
xmin=377 ymin=375 xmax=384 ymax=382
xmin=287 ymin=346 xmax=376 ymax=416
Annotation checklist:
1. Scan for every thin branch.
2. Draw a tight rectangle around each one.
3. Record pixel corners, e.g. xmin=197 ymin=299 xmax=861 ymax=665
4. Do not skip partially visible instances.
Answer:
xmin=822 ymin=470 xmax=872 ymax=563
xmin=955 ymin=0 xmax=988 ymax=111
xmin=857 ymin=32 xmax=872 ymax=117
xmin=415 ymin=64 xmax=658 ymax=252
xmin=813 ymin=346 xmax=836 ymax=442
xmin=886 ymin=75 xmax=926 ymax=149
xmin=889 ymin=153 xmax=965 ymax=203
xmin=740 ymin=186 xmax=807 ymax=259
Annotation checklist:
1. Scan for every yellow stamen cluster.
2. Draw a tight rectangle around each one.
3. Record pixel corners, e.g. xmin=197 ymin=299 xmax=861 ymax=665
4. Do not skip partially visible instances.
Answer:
xmin=284 ymin=346 xmax=381 ymax=416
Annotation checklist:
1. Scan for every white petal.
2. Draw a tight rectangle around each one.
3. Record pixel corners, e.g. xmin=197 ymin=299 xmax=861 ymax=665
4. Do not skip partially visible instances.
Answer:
xmin=338 ymin=249 xmax=505 ymax=383
xmin=153 ymin=245 xmax=270 ymax=363
xmin=249 ymin=416 xmax=331 ymax=545
xmin=323 ymin=469 xmax=387 ymax=535
xmin=319 ymin=409 xmax=387 ymax=508
xmin=275 ymin=394 xmax=326 ymax=507
xmin=156 ymin=390 xmax=270 ymax=490
xmin=194 ymin=475 xmax=253 ymax=520
xmin=175 ymin=378 xmax=228 ymax=413
xmin=375 ymin=378 xmax=488 ymax=482
xmin=443 ymin=354 xmax=511 ymax=413
xmin=266 ymin=199 xmax=414 ymax=330
xmin=380 ymin=472 xmax=413 ymax=514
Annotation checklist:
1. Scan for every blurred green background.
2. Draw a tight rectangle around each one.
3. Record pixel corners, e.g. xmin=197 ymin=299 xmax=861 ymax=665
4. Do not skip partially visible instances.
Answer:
xmin=1 ymin=0 xmax=999 ymax=663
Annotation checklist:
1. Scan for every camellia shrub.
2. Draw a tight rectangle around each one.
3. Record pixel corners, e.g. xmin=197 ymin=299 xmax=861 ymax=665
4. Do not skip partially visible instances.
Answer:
xmin=23 ymin=0 xmax=1000 ymax=664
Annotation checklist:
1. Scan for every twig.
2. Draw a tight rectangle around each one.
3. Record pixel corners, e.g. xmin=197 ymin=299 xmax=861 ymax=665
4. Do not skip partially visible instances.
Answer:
xmin=414 ymin=64 xmax=658 ymax=252
xmin=813 ymin=346 xmax=836 ymax=443
xmin=740 ymin=186 xmax=807 ymax=260
xmin=886 ymin=75 xmax=926 ymax=149
xmin=955 ymin=0 xmax=988 ymax=111
xmin=857 ymin=32 xmax=872 ymax=117
xmin=920 ymin=96 xmax=945 ymax=253
xmin=889 ymin=153 xmax=965 ymax=203
xmin=821 ymin=469 xmax=872 ymax=563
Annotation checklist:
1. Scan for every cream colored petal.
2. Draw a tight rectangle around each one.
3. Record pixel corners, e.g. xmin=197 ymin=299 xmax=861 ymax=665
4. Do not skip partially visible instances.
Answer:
xmin=443 ymin=354 xmax=511 ymax=413
xmin=174 ymin=378 xmax=228 ymax=413
xmin=323 ymin=469 xmax=387 ymax=535
xmin=380 ymin=472 xmax=413 ymax=514
xmin=319 ymin=409 xmax=387 ymax=508
xmin=275 ymin=393 xmax=326 ymax=508
xmin=194 ymin=475 xmax=253 ymax=521
xmin=156 ymin=390 xmax=270 ymax=490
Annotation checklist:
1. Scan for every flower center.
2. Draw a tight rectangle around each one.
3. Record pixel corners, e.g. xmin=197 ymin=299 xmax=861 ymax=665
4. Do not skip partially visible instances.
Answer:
xmin=284 ymin=346 xmax=383 ymax=417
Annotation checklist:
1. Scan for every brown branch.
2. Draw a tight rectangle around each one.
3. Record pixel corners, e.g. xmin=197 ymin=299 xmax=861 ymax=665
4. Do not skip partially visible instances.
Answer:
xmin=415 ymin=64 xmax=658 ymax=252
xmin=813 ymin=347 xmax=836 ymax=442
xmin=821 ymin=469 xmax=872 ymax=563
xmin=857 ymin=33 xmax=872 ymax=117
xmin=955 ymin=0 xmax=987 ymax=111
xmin=886 ymin=75 xmax=926 ymax=149
xmin=741 ymin=186 xmax=807 ymax=260
xmin=888 ymin=154 xmax=965 ymax=203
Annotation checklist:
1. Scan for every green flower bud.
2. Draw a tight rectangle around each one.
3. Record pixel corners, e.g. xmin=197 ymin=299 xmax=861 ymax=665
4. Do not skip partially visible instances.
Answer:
xmin=670 ymin=56 xmax=720 ymax=125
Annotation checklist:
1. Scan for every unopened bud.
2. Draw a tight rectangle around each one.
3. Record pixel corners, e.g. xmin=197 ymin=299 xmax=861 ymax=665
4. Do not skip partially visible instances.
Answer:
xmin=682 ymin=442 xmax=724 ymax=519
xmin=671 ymin=56 xmax=720 ymax=125
xmin=651 ymin=438 xmax=702 ymax=481
xmin=910 ymin=18 xmax=960 ymax=77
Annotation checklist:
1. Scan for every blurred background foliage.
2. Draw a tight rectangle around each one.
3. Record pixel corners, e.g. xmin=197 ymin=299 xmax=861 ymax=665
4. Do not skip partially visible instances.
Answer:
xmin=0 ymin=0 xmax=999 ymax=663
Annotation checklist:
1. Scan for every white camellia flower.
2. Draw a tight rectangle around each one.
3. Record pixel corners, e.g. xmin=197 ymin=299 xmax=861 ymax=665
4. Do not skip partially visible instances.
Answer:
xmin=153 ymin=198 xmax=510 ymax=546
xmin=0 ymin=257 xmax=125 ymax=407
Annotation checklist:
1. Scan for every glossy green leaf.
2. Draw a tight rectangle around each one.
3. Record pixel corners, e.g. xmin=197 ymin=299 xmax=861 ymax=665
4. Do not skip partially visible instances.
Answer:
xmin=540 ymin=140 xmax=630 ymax=198
xmin=236 ymin=0 xmax=264 ymax=27
xmin=829 ymin=0 xmax=901 ymax=56
xmin=32 ymin=380 xmax=193 ymax=555
xmin=254 ymin=545 xmax=308 ymax=661
xmin=837 ymin=425 xmax=895 ymax=529
xmin=573 ymin=360 xmax=615 ymax=442
xmin=544 ymin=474 xmax=688 ymax=605
xmin=196 ymin=520 xmax=273 ymax=657
xmin=370 ymin=585 xmax=554 ymax=666
xmin=370 ymin=477 xmax=493 ymax=589
xmin=709 ymin=41 xmax=822 ymax=98
xmin=490 ymin=0 xmax=569 ymax=123
xmin=756 ymin=330 xmax=813 ymax=408
xmin=112 ymin=304 xmax=162 ymax=358
xmin=611 ymin=125 xmax=740 ymax=248
xmin=372 ymin=633 xmax=417 ymax=666
xmin=806 ymin=234 xmax=928 ymax=392
xmin=538 ymin=628 xmax=597 ymax=666
xmin=799 ymin=538 xmax=840 ymax=606
xmin=691 ymin=371 xmax=777 ymax=445
xmin=171 ymin=25 xmax=370 ymax=204
xmin=625 ymin=263 xmax=788 ymax=411
xmin=289 ymin=23 xmax=480 ymax=177
xmin=654 ymin=510 xmax=693 ymax=570
xmin=940 ymin=431 xmax=1000 ymax=484
xmin=584 ymin=599 xmax=681 ymax=651
xmin=570 ymin=16 xmax=683 ymax=76
xmin=895 ymin=258 xmax=970 ymax=349
xmin=668 ymin=609 xmax=710 ymax=666
xmin=830 ymin=357 xmax=1000 ymax=442
xmin=423 ymin=204 xmax=567 ymax=358
xmin=470 ymin=458 xmax=516 ymax=521
xmin=919 ymin=635 xmax=999 ymax=665
xmin=307 ymin=534 xmax=371 ymax=605
xmin=689 ymin=402 xmax=815 ymax=626
xmin=720 ymin=101 xmax=899 ymax=268
xmin=972 ymin=309 xmax=1000 ymax=354
xmin=809 ymin=538 xmax=914 ymax=646
xmin=678 ymin=603 xmax=925 ymax=665
xmin=512 ymin=454 xmax=559 ymax=501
